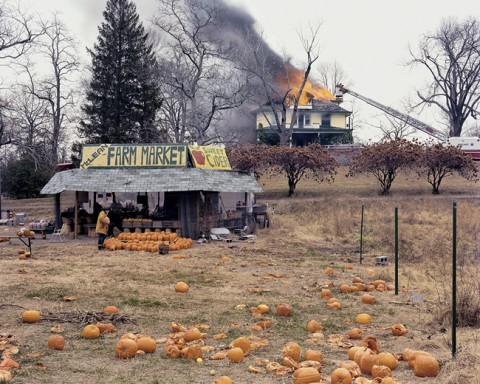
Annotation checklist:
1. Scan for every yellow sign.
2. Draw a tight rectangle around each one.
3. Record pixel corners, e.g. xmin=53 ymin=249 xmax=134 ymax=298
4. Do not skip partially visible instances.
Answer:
xmin=189 ymin=146 xmax=231 ymax=170
xmin=80 ymin=144 xmax=188 ymax=169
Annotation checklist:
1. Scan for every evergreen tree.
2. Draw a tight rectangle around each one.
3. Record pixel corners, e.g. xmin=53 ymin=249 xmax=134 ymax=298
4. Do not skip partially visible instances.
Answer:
xmin=78 ymin=0 xmax=161 ymax=143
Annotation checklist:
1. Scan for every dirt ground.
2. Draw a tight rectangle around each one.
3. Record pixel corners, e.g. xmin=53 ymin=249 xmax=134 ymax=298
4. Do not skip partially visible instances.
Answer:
xmin=1 ymin=170 xmax=479 ymax=384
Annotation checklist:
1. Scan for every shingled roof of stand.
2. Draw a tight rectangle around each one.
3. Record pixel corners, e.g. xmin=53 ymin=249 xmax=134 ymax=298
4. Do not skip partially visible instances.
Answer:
xmin=40 ymin=168 xmax=262 ymax=195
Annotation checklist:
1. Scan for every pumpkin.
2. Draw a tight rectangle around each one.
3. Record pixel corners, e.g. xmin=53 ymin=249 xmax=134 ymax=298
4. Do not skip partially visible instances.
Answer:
xmin=349 ymin=285 xmax=359 ymax=293
xmin=377 ymin=352 xmax=398 ymax=370
xmin=115 ymin=338 xmax=138 ymax=359
xmin=304 ymin=349 xmax=323 ymax=362
xmin=47 ymin=335 xmax=65 ymax=350
xmin=391 ymin=323 xmax=407 ymax=336
xmin=184 ymin=327 xmax=202 ymax=342
xmin=339 ymin=360 xmax=361 ymax=378
xmin=256 ymin=318 xmax=272 ymax=329
xmin=359 ymin=349 xmax=379 ymax=375
xmin=324 ymin=267 xmax=334 ymax=275
xmin=413 ymin=354 xmax=439 ymax=377
xmin=331 ymin=367 xmax=352 ymax=384
xmin=257 ymin=304 xmax=269 ymax=314
xmin=380 ymin=378 xmax=400 ymax=384
xmin=81 ymin=325 xmax=100 ymax=339
xmin=360 ymin=335 xmax=381 ymax=353
xmin=401 ymin=348 xmax=417 ymax=362
xmin=230 ymin=336 xmax=251 ymax=355
xmin=293 ymin=367 xmax=321 ymax=384
xmin=137 ymin=337 xmax=157 ymax=353
xmin=175 ymin=281 xmax=189 ymax=293
xmin=355 ymin=313 xmax=372 ymax=324
xmin=327 ymin=301 xmax=342 ymax=310
xmin=371 ymin=279 xmax=386 ymax=288
xmin=282 ymin=341 xmax=301 ymax=362
xmin=95 ymin=322 xmax=116 ymax=333
xmin=339 ymin=284 xmax=351 ymax=293
xmin=361 ymin=294 xmax=376 ymax=304
xmin=320 ymin=289 xmax=332 ymax=300
xmin=0 ymin=357 xmax=20 ymax=369
xmin=275 ymin=303 xmax=293 ymax=317
xmin=103 ymin=306 xmax=119 ymax=314
xmin=22 ymin=310 xmax=41 ymax=323
xmin=347 ymin=327 xmax=363 ymax=339
xmin=226 ymin=347 xmax=244 ymax=363
xmin=306 ymin=319 xmax=323 ymax=333
xmin=213 ymin=376 xmax=233 ymax=384
xmin=164 ymin=344 xmax=182 ymax=359
xmin=348 ymin=346 xmax=362 ymax=360
xmin=407 ymin=350 xmax=431 ymax=368
xmin=352 ymin=277 xmax=362 ymax=283
xmin=181 ymin=346 xmax=203 ymax=360
xmin=371 ymin=365 xmax=392 ymax=378
xmin=282 ymin=356 xmax=299 ymax=369
xmin=354 ymin=347 xmax=371 ymax=366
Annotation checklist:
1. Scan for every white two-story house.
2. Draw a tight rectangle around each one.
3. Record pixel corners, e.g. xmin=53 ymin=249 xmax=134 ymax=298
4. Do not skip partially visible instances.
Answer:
xmin=255 ymin=97 xmax=352 ymax=146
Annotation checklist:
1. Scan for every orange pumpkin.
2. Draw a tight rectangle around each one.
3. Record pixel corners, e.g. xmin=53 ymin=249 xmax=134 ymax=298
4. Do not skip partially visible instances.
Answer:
xmin=230 ymin=336 xmax=251 ymax=355
xmin=282 ymin=341 xmax=301 ymax=362
xmin=103 ymin=306 xmax=119 ymax=314
xmin=95 ymin=322 xmax=116 ymax=333
xmin=81 ymin=325 xmax=100 ymax=339
xmin=137 ymin=337 xmax=157 ymax=353
xmin=175 ymin=281 xmax=189 ymax=293
xmin=22 ymin=310 xmax=41 ymax=323
xmin=226 ymin=347 xmax=244 ymax=363
xmin=47 ymin=335 xmax=65 ymax=350
xmin=275 ymin=303 xmax=293 ymax=317
xmin=330 ymin=367 xmax=352 ymax=384
xmin=115 ymin=338 xmax=138 ymax=359
xmin=293 ymin=367 xmax=321 ymax=384
xmin=213 ymin=376 xmax=233 ymax=384
xmin=304 ymin=349 xmax=323 ymax=362
xmin=413 ymin=354 xmax=440 ymax=377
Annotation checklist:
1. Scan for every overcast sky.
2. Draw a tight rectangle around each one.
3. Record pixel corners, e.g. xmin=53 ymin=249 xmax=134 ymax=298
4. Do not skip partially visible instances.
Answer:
xmin=18 ymin=0 xmax=480 ymax=141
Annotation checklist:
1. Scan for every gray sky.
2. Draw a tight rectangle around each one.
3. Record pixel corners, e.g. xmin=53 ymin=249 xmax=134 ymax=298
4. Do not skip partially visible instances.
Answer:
xmin=18 ymin=0 xmax=480 ymax=141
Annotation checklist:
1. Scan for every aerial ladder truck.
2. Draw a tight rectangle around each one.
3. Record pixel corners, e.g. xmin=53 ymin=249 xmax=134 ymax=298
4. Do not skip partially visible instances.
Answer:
xmin=335 ymin=84 xmax=480 ymax=161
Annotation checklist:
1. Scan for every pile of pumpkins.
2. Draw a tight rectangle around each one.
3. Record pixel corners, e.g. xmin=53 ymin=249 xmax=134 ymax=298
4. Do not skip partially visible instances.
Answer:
xmin=103 ymin=231 xmax=193 ymax=252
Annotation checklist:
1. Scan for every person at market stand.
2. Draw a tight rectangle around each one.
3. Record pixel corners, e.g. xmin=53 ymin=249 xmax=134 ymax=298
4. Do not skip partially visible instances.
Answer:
xmin=95 ymin=206 xmax=110 ymax=250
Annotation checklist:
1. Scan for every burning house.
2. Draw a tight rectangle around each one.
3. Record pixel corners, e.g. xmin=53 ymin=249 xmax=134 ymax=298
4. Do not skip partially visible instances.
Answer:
xmin=255 ymin=65 xmax=353 ymax=146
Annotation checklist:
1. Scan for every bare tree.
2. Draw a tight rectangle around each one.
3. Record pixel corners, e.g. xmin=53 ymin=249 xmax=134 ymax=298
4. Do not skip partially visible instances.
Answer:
xmin=152 ymin=0 xmax=251 ymax=145
xmin=17 ymin=14 xmax=80 ymax=164
xmin=237 ymin=23 xmax=322 ymax=146
xmin=317 ymin=60 xmax=348 ymax=95
xmin=409 ymin=17 xmax=480 ymax=137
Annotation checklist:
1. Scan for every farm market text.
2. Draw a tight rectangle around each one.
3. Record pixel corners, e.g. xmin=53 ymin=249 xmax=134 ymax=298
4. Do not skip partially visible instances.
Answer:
xmin=81 ymin=144 xmax=187 ymax=168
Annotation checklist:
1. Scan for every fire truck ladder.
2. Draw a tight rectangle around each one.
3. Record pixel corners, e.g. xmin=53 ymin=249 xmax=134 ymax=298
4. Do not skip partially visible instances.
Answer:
xmin=336 ymin=84 xmax=447 ymax=141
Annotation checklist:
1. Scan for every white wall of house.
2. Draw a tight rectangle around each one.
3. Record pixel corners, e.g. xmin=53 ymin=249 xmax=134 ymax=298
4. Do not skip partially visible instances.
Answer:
xmin=256 ymin=109 xmax=347 ymax=129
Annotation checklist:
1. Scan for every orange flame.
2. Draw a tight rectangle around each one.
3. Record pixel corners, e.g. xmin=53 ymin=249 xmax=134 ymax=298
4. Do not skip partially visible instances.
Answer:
xmin=277 ymin=64 xmax=334 ymax=105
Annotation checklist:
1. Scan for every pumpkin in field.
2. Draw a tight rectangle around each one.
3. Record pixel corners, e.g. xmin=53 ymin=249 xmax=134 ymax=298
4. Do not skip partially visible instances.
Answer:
xmin=226 ymin=347 xmax=244 ymax=363
xmin=391 ymin=323 xmax=407 ymax=336
xmin=47 ymin=335 xmax=65 ymax=350
xmin=330 ymin=367 xmax=352 ymax=384
xmin=115 ymin=338 xmax=138 ymax=359
xmin=282 ymin=341 xmax=301 ymax=362
xmin=361 ymin=294 xmax=376 ymax=304
xmin=81 ymin=325 xmax=100 ymax=339
xmin=359 ymin=349 xmax=379 ymax=375
xmin=413 ymin=354 xmax=440 ymax=377
xmin=103 ymin=306 xmax=119 ymax=315
xmin=377 ymin=352 xmax=398 ymax=370
xmin=22 ymin=310 xmax=41 ymax=323
xmin=347 ymin=327 xmax=363 ymax=339
xmin=136 ymin=337 xmax=157 ymax=353
xmin=339 ymin=360 xmax=361 ymax=378
xmin=320 ymin=289 xmax=332 ymax=300
xmin=275 ymin=303 xmax=293 ymax=317
xmin=371 ymin=364 xmax=392 ymax=378
xmin=306 ymin=319 xmax=323 ymax=333
xmin=304 ymin=349 xmax=323 ymax=363
xmin=293 ymin=367 xmax=321 ymax=384
xmin=175 ymin=281 xmax=189 ymax=293
xmin=184 ymin=327 xmax=202 ymax=342
xmin=213 ymin=376 xmax=232 ymax=384
xmin=230 ymin=336 xmax=251 ymax=355
xmin=95 ymin=322 xmax=116 ymax=333
xmin=355 ymin=313 xmax=372 ymax=324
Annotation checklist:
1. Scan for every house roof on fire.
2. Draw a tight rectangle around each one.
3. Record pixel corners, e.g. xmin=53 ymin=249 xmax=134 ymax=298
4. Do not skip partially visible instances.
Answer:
xmin=40 ymin=168 xmax=262 ymax=195
xmin=255 ymin=100 xmax=351 ymax=114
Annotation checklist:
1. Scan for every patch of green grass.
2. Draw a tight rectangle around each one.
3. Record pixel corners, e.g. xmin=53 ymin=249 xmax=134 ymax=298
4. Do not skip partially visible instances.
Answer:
xmin=24 ymin=287 xmax=69 ymax=301
xmin=121 ymin=297 xmax=169 ymax=308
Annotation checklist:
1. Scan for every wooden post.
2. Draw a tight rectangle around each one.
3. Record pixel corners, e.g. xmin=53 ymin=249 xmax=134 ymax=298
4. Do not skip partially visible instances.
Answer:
xmin=74 ymin=191 xmax=79 ymax=240
xmin=54 ymin=193 xmax=61 ymax=229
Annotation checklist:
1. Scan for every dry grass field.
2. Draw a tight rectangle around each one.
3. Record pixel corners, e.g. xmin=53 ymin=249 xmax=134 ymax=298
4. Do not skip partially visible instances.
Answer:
xmin=1 ymin=167 xmax=479 ymax=384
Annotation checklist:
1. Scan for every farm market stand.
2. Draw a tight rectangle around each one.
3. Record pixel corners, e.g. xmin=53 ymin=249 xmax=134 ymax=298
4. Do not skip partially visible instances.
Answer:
xmin=40 ymin=144 xmax=262 ymax=240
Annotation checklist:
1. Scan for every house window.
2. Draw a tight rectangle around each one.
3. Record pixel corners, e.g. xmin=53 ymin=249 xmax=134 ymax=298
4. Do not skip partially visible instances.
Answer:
xmin=305 ymin=114 xmax=311 ymax=126
xmin=321 ymin=114 xmax=331 ymax=126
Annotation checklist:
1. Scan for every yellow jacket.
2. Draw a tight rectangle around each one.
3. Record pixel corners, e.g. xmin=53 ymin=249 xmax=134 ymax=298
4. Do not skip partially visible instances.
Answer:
xmin=96 ymin=211 xmax=110 ymax=235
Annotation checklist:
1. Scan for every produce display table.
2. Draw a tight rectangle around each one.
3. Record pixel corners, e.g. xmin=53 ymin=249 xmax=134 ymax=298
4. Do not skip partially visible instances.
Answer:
xmin=0 ymin=235 xmax=32 ymax=254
